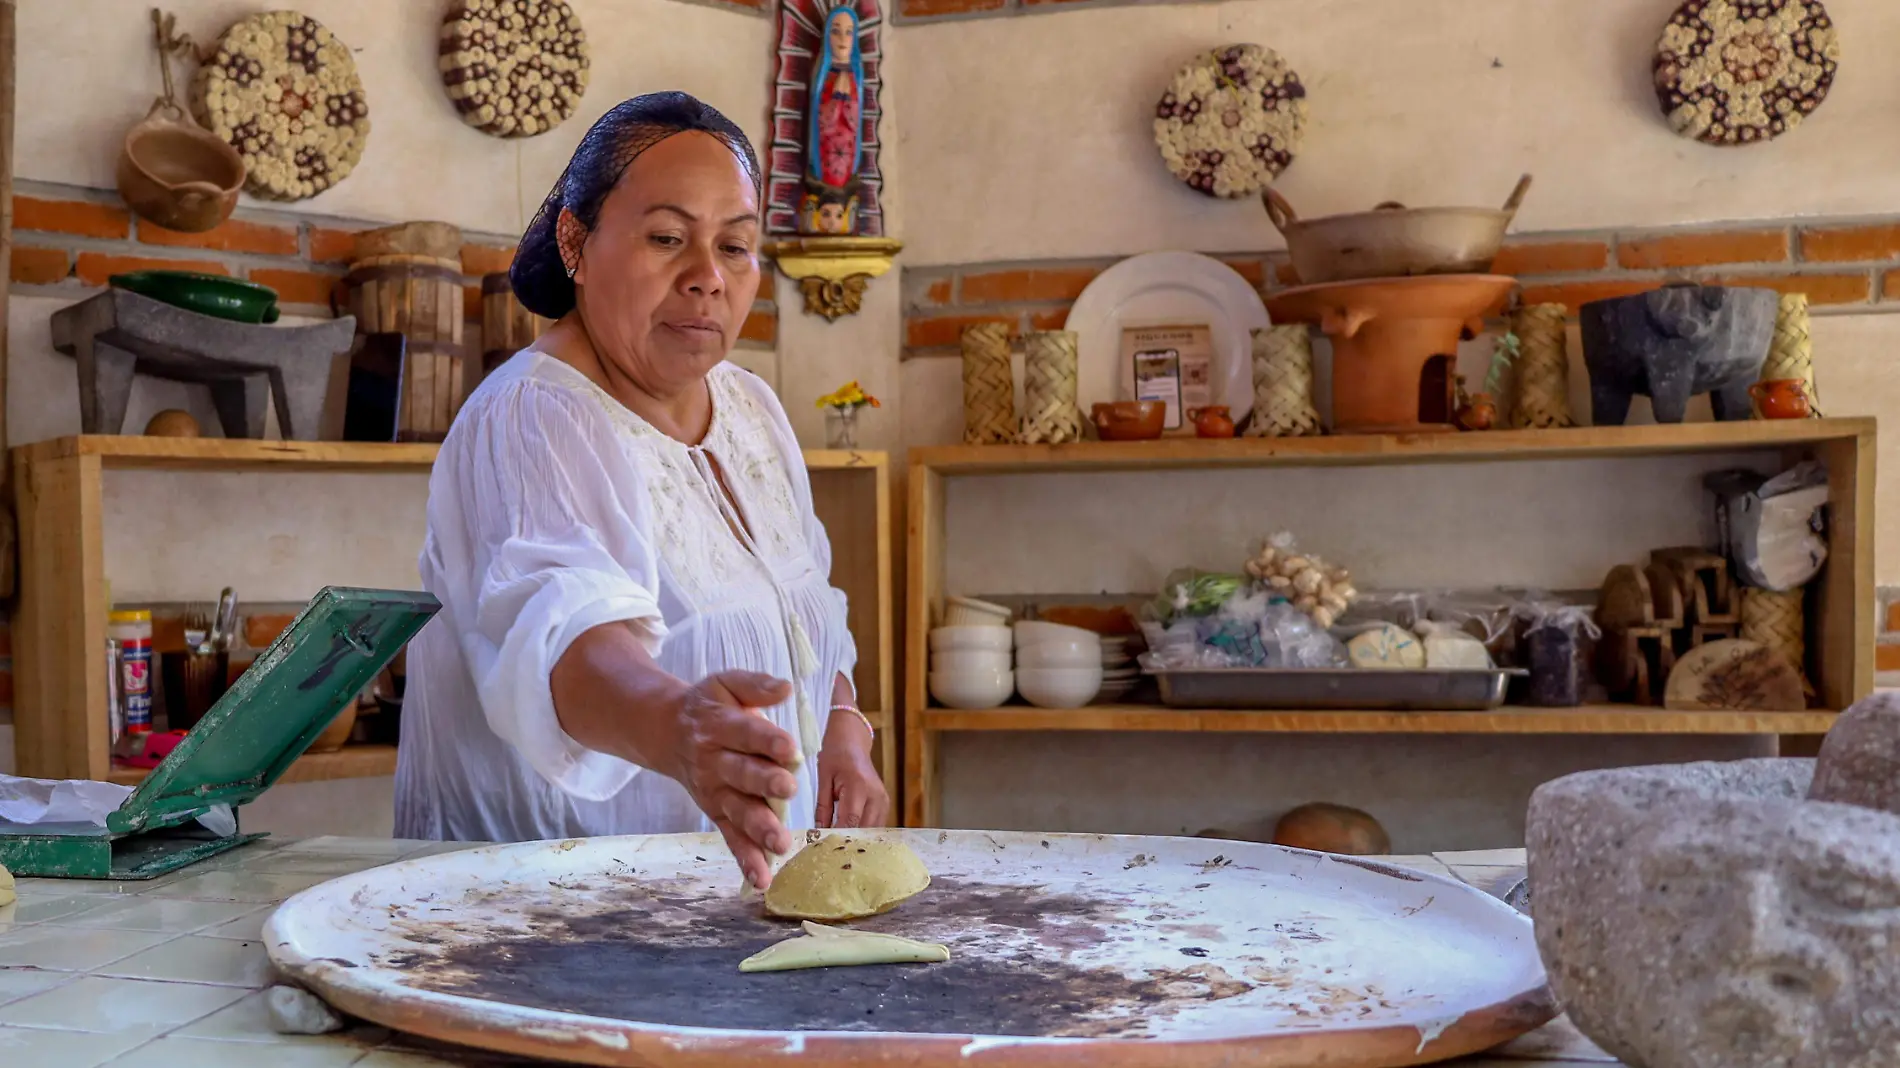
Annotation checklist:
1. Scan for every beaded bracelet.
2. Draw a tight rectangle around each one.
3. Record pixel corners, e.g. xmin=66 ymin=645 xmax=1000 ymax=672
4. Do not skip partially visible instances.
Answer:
xmin=830 ymin=704 xmax=875 ymax=740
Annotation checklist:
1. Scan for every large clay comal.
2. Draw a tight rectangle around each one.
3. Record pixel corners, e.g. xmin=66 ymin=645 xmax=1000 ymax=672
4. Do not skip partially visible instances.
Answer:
xmin=1527 ymin=694 xmax=1900 ymax=1068
xmin=1579 ymin=283 xmax=1776 ymax=425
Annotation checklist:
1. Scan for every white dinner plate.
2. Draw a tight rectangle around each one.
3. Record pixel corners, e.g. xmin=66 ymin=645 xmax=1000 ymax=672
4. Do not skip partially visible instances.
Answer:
xmin=1069 ymin=251 xmax=1270 ymax=421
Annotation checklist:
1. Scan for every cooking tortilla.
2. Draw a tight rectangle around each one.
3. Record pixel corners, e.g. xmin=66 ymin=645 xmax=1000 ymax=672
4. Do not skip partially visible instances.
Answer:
xmin=762 ymin=834 xmax=930 ymax=921
xmin=739 ymin=920 xmax=950 ymax=973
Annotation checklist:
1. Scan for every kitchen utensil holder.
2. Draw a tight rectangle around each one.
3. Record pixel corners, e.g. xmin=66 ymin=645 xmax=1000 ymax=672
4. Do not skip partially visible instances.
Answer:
xmin=1244 ymin=324 xmax=1322 ymax=437
xmin=1509 ymin=302 xmax=1576 ymax=429
xmin=1017 ymin=330 xmax=1084 ymax=445
xmin=960 ymin=322 xmax=1016 ymax=445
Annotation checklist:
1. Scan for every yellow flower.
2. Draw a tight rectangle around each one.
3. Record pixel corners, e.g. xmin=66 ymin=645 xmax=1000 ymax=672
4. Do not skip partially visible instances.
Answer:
xmin=816 ymin=380 xmax=881 ymax=409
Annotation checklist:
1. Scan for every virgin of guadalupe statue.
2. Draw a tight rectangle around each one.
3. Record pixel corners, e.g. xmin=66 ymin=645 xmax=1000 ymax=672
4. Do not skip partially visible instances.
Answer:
xmin=801 ymin=5 xmax=863 ymax=235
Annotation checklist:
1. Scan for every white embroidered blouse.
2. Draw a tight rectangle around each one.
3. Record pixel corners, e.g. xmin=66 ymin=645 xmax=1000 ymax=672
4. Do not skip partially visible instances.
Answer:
xmin=393 ymin=352 xmax=856 ymax=843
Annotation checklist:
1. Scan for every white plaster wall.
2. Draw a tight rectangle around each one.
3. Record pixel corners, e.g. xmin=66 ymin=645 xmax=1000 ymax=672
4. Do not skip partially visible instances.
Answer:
xmin=891 ymin=0 xmax=1900 ymax=265
xmin=18 ymin=0 xmax=774 ymax=235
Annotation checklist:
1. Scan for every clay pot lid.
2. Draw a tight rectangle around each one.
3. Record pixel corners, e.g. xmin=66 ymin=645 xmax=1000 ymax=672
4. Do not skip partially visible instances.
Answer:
xmin=1266 ymin=274 xmax=1518 ymax=323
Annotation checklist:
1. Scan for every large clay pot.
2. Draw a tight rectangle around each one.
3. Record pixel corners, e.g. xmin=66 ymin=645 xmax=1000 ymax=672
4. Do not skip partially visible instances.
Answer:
xmin=1266 ymin=275 xmax=1518 ymax=434
xmin=116 ymin=99 xmax=244 ymax=234
xmin=1579 ymin=283 xmax=1776 ymax=425
xmin=1264 ymin=175 xmax=1532 ymax=286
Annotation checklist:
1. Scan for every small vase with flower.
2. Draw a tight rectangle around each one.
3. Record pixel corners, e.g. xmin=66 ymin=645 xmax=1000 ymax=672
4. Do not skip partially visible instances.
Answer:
xmin=816 ymin=380 xmax=881 ymax=449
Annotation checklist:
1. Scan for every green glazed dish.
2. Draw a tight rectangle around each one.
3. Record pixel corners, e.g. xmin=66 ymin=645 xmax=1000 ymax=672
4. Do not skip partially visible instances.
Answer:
xmin=109 ymin=270 xmax=282 ymax=324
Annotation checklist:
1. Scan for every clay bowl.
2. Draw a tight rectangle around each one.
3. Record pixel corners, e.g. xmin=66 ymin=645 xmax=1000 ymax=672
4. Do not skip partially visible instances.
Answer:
xmin=1090 ymin=401 xmax=1166 ymax=441
xmin=310 ymin=700 xmax=361 ymax=754
xmin=1265 ymin=175 xmax=1532 ymax=286
xmin=117 ymin=100 xmax=244 ymax=235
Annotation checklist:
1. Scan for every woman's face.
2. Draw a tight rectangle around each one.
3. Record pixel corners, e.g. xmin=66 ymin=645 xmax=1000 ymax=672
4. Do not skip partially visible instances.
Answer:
xmin=828 ymin=13 xmax=855 ymax=65
xmin=568 ymin=131 xmax=761 ymax=397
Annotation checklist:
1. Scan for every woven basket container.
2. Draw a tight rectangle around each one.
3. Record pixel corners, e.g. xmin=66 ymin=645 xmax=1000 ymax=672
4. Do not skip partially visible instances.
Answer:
xmin=960 ymin=322 xmax=1016 ymax=445
xmin=1508 ymin=302 xmax=1575 ymax=429
xmin=1763 ymin=293 xmax=1820 ymax=415
xmin=1244 ymin=324 xmax=1322 ymax=437
xmin=1741 ymin=587 xmax=1811 ymax=697
xmin=1018 ymin=330 xmax=1084 ymax=445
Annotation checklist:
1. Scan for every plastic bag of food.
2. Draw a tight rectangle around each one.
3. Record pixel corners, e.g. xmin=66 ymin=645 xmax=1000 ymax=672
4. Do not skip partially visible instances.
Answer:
xmin=1243 ymin=532 xmax=1357 ymax=628
xmin=1261 ymin=602 xmax=1350 ymax=668
xmin=1336 ymin=590 xmax=1429 ymax=632
xmin=1416 ymin=619 xmax=1495 ymax=670
xmin=1425 ymin=589 xmax=1519 ymax=664
xmin=1144 ymin=568 xmax=1247 ymax=625
xmin=1514 ymin=599 xmax=1600 ymax=707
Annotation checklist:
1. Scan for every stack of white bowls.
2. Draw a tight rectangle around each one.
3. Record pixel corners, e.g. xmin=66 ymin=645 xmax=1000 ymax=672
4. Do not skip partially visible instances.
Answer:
xmin=1013 ymin=621 xmax=1104 ymax=709
xmin=929 ymin=597 xmax=1014 ymax=709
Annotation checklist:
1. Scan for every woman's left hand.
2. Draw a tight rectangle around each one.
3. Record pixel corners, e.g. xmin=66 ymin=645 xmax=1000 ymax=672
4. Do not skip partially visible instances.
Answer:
xmin=815 ymin=710 xmax=889 ymax=829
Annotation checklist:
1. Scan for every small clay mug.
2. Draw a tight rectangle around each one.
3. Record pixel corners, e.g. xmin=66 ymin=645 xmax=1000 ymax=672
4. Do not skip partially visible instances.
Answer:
xmin=1188 ymin=405 xmax=1236 ymax=438
xmin=1749 ymin=378 xmax=1812 ymax=420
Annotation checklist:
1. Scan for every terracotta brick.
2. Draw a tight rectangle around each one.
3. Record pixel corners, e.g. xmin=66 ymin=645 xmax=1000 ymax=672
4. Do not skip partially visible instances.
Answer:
xmin=901 ymin=0 xmax=1005 ymax=17
xmin=1714 ymin=273 xmax=1871 ymax=305
xmin=309 ymin=227 xmax=360 ymax=264
xmin=906 ymin=314 xmax=1013 ymax=349
xmin=11 ymin=246 xmax=70 ymax=285
xmin=959 ymin=267 xmax=1099 ymax=305
xmin=1275 ymin=261 xmax=1303 ymax=287
xmin=1220 ymin=258 xmax=1267 ymax=288
xmin=1516 ymin=279 xmax=1659 ymax=314
xmin=248 ymin=267 xmax=340 ymax=307
xmin=75 ymin=253 xmax=227 ymax=286
xmin=708 ymin=0 xmax=765 ymax=9
xmin=1878 ymin=644 xmax=1900 ymax=674
xmin=461 ymin=243 xmax=514 ymax=277
xmin=1491 ymin=240 xmax=1611 ymax=277
xmin=740 ymin=309 xmax=777 ymax=344
xmin=1616 ymin=230 xmax=1787 ymax=270
xmin=1886 ymin=600 xmax=1900 ymax=633
xmin=1799 ymin=224 xmax=1900 ymax=264
xmin=14 ymin=195 xmax=129 ymax=239
xmin=1029 ymin=308 xmax=1070 ymax=330
xmin=244 ymin=614 xmax=296 ymax=650
xmin=924 ymin=278 xmax=953 ymax=305
xmin=140 ymin=217 xmax=297 ymax=256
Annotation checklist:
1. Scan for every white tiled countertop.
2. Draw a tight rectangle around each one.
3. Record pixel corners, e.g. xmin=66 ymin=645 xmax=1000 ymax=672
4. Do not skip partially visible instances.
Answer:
xmin=0 ymin=837 xmax=1620 ymax=1067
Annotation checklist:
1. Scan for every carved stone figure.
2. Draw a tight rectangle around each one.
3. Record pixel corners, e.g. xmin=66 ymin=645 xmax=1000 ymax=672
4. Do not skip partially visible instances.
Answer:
xmin=1528 ymin=735 xmax=1900 ymax=1068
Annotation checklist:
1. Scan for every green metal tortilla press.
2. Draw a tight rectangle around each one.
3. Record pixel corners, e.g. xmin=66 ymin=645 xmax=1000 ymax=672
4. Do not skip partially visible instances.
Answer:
xmin=0 ymin=587 xmax=438 ymax=879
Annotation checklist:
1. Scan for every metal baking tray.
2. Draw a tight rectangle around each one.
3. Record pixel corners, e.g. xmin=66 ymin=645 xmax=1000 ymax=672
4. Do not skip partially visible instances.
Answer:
xmin=1151 ymin=668 xmax=1527 ymax=711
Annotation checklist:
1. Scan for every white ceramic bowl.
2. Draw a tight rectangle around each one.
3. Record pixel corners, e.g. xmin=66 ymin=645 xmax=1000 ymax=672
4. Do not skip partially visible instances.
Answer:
xmin=930 ymin=668 xmax=1015 ymax=710
xmin=1016 ymin=639 xmax=1103 ymax=669
xmin=1013 ymin=620 xmax=1100 ymax=648
xmin=931 ymin=649 xmax=1013 ymax=675
xmin=929 ymin=626 xmax=1013 ymax=654
xmin=944 ymin=596 xmax=1012 ymax=628
xmin=1016 ymin=665 xmax=1104 ymax=710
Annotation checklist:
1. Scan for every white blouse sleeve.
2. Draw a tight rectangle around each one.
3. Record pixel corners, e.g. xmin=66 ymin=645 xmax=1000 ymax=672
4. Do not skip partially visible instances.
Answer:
xmin=427 ymin=377 xmax=662 ymax=800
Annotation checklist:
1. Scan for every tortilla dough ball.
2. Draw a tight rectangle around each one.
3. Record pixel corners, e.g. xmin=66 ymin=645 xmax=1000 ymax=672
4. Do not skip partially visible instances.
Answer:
xmin=763 ymin=834 xmax=931 ymax=921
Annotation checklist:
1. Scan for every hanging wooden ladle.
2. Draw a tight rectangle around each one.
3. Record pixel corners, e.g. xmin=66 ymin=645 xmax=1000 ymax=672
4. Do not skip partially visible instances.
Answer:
xmin=115 ymin=9 xmax=245 ymax=234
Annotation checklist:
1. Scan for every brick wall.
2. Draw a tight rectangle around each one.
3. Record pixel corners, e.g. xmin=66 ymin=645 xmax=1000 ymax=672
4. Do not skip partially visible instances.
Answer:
xmin=7 ymin=181 xmax=778 ymax=345
xmin=1878 ymin=588 xmax=1900 ymax=690
xmin=901 ymin=214 xmax=1900 ymax=359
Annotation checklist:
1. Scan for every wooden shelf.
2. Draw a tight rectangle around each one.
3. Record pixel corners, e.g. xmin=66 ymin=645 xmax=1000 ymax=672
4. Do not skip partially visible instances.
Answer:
xmin=18 ymin=435 xmax=439 ymax=472
xmin=919 ymin=705 xmax=1839 ymax=735
xmin=910 ymin=418 xmax=1876 ymax=475
xmin=105 ymin=745 xmax=398 ymax=786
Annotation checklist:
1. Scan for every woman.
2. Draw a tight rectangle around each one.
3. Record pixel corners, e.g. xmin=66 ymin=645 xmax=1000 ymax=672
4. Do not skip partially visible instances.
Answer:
xmin=395 ymin=93 xmax=888 ymax=891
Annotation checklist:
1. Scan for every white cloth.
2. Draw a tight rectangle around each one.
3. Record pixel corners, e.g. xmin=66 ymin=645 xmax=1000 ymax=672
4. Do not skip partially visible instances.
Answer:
xmin=394 ymin=352 xmax=856 ymax=842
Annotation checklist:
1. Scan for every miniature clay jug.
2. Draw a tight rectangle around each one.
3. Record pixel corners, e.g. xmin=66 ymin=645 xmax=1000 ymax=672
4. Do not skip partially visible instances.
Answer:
xmin=1749 ymin=378 xmax=1812 ymax=420
xmin=1188 ymin=405 xmax=1235 ymax=438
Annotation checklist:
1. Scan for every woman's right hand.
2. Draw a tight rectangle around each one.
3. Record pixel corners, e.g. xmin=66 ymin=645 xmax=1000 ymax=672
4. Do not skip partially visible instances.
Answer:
xmin=666 ymin=671 xmax=800 ymax=890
